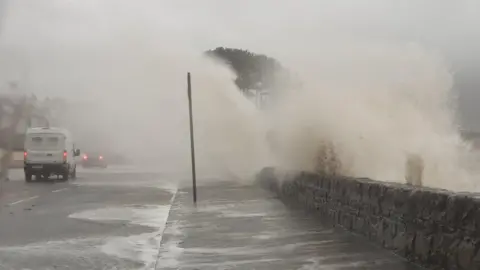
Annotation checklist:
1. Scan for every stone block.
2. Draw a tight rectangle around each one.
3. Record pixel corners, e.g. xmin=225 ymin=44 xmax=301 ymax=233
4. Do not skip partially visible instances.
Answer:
xmin=456 ymin=238 xmax=476 ymax=270
xmin=471 ymin=247 xmax=480 ymax=270
xmin=353 ymin=216 xmax=366 ymax=234
xmin=382 ymin=219 xmax=396 ymax=250
xmin=413 ymin=231 xmax=432 ymax=263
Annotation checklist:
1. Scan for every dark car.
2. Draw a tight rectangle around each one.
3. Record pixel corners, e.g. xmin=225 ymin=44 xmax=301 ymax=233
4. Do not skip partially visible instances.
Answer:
xmin=81 ymin=152 xmax=108 ymax=168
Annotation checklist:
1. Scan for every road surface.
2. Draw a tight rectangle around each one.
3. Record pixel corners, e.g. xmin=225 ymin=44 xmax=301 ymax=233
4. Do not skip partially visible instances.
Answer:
xmin=156 ymin=182 xmax=424 ymax=270
xmin=0 ymin=167 xmax=423 ymax=270
xmin=0 ymin=167 xmax=176 ymax=270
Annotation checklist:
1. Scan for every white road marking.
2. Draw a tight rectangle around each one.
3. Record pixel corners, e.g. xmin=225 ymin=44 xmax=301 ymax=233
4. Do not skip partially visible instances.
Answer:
xmin=9 ymin=196 xmax=39 ymax=206
xmin=52 ymin=188 xmax=69 ymax=193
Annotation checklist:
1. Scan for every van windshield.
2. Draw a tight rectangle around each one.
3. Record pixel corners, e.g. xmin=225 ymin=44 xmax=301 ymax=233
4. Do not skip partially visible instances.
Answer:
xmin=26 ymin=134 xmax=65 ymax=151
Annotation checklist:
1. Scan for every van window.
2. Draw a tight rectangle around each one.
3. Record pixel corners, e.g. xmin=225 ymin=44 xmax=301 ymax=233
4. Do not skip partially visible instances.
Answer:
xmin=46 ymin=137 xmax=59 ymax=145
xmin=26 ymin=134 xmax=65 ymax=151
xmin=32 ymin=137 xmax=43 ymax=143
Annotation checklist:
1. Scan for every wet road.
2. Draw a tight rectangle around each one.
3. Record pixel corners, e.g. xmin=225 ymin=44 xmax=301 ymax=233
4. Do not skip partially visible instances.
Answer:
xmin=157 ymin=182 xmax=424 ymax=270
xmin=0 ymin=167 xmax=176 ymax=270
xmin=0 ymin=167 xmax=424 ymax=270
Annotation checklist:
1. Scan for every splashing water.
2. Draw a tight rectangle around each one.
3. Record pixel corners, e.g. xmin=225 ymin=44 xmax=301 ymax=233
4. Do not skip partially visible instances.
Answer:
xmin=268 ymin=40 xmax=477 ymax=191
xmin=0 ymin=1 xmax=478 ymax=191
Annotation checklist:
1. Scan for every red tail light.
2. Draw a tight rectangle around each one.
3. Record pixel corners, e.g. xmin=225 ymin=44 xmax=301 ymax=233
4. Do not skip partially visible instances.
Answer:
xmin=99 ymin=155 xmax=103 ymax=160
xmin=83 ymin=154 xmax=88 ymax=160
xmin=24 ymin=151 xmax=27 ymax=161
xmin=63 ymin=150 xmax=67 ymax=162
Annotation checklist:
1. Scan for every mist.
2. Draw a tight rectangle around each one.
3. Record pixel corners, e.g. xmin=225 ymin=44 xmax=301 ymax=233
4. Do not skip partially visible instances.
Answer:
xmin=1 ymin=0 xmax=480 ymax=190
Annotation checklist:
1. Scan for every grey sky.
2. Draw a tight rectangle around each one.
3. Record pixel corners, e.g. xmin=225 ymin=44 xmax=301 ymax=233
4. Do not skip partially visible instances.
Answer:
xmin=1 ymin=0 xmax=480 ymax=129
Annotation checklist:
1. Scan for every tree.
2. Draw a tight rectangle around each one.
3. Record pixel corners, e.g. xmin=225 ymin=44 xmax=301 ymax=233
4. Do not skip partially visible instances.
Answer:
xmin=0 ymin=94 xmax=50 ymax=181
xmin=0 ymin=97 xmax=34 ymax=181
xmin=205 ymin=47 xmax=287 ymax=91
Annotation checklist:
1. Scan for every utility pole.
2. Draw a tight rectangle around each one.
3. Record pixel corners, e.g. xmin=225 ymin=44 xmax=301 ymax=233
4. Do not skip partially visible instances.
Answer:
xmin=187 ymin=72 xmax=197 ymax=204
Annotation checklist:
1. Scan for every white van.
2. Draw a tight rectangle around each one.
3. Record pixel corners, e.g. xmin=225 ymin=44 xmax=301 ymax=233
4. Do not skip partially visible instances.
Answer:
xmin=23 ymin=127 xmax=80 ymax=182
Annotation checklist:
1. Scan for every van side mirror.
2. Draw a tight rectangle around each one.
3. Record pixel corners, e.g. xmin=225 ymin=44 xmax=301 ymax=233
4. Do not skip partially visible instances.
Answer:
xmin=74 ymin=149 xmax=81 ymax=156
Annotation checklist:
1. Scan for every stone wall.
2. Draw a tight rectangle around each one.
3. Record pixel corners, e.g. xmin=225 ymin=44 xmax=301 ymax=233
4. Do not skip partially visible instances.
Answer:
xmin=256 ymin=167 xmax=480 ymax=270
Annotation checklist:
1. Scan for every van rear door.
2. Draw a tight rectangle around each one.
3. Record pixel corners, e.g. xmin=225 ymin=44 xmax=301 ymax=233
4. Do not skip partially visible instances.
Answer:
xmin=25 ymin=133 xmax=66 ymax=164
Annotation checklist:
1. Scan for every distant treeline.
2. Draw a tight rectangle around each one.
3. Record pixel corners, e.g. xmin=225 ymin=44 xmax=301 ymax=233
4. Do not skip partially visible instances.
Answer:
xmin=0 ymin=95 xmax=55 ymax=150
xmin=205 ymin=47 xmax=290 ymax=91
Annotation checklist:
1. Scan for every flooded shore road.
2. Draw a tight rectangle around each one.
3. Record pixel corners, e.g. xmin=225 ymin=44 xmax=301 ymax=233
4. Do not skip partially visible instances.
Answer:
xmin=0 ymin=167 xmax=177 ymax=270
xmin=0 ymin=168 xmax=424 ymax=270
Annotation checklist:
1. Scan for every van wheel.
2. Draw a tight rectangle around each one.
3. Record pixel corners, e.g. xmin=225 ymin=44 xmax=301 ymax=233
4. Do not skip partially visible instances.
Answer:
xmin=25 ymin=172 xmax=32 ymax=182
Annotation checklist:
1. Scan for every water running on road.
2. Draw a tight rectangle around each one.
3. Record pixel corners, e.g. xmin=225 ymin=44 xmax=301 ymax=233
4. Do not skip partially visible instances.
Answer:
xmin=69 ymin=204 xmax=175 ymax=270
xmin=154 ymin=183 xmax=422 ymax=270
xmin=0 ymin=168 xmax=177 ymax=270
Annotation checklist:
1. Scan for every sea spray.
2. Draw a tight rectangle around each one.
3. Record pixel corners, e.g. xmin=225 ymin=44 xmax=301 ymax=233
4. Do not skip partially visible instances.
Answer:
xmin=1 ymin=1 xmax=478 ymax=191
xmin=267 ymin=40 xmax=476 ymax=191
